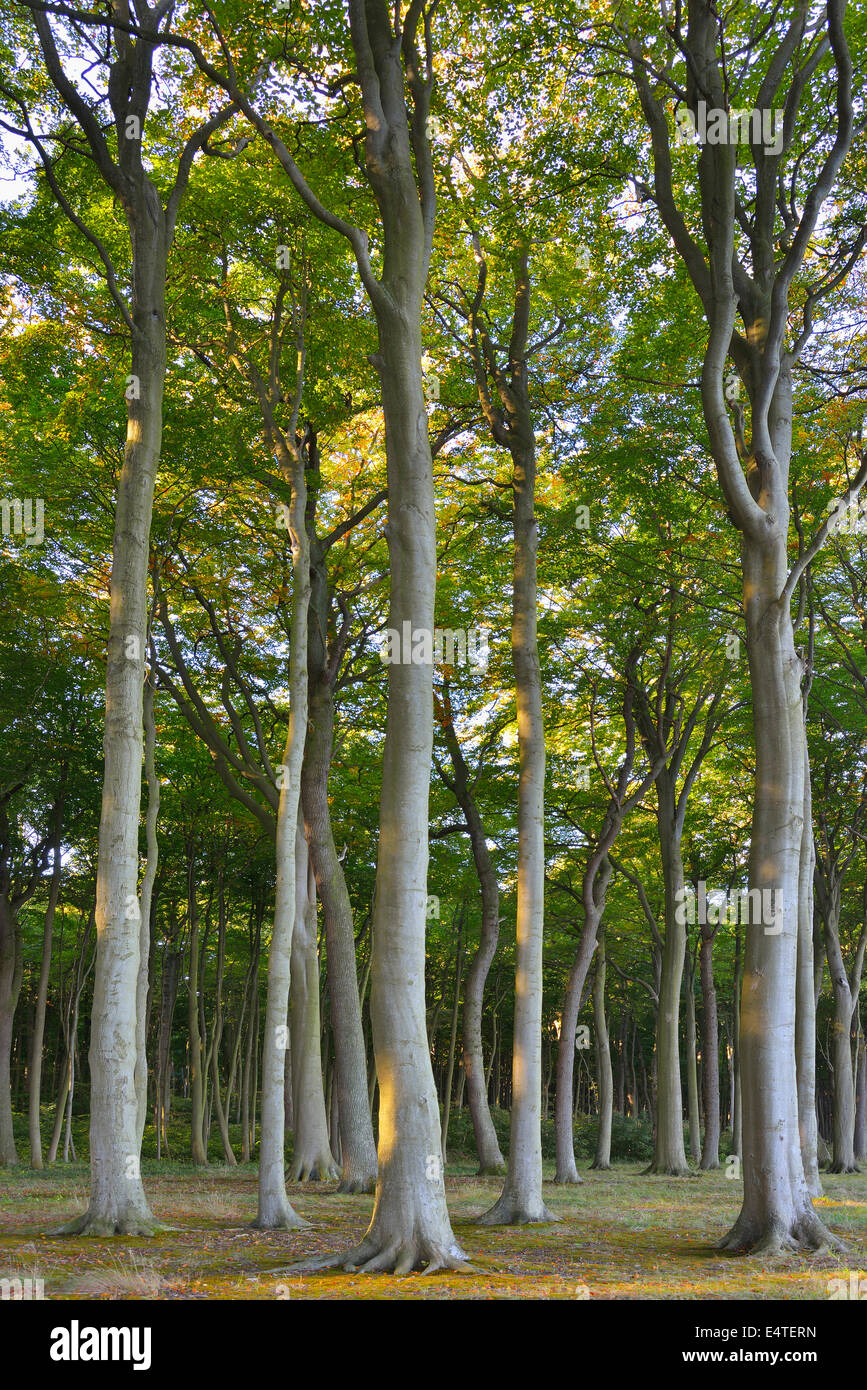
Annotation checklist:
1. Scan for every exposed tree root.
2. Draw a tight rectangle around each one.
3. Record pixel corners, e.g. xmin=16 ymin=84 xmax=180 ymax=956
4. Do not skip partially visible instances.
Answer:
xmin=56 ymin=1211 xmax=164 ymax=1237
xmin=284 ymin=1234 xmax=478 ymax=1276
xmin=476 ymin=1191 xmax=560 ymax=1225
xmin=553 ymin=1169 xmax=584 ymax=1185
xmin=333 ymin=1174 xmax=377 ymax=1195
xmin=251 ymin=1209 xmax=309 ymax=1232
xmin=719 ymin=1208 xmax=847 ymax=1257
xmin=642 ymin=1162 xmax=690 ymax=1177
xmin=589 ymin=1160 xmax=611 ymax=1172
xmin=289 ymin=1155 xmax=341 ymax=1183
xmin=827 ymin=1161 xmax=861 ymax=1175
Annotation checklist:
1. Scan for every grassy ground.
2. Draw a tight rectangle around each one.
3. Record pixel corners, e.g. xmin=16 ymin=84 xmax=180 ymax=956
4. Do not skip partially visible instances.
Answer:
xmin=1 ymin=1158 xmax=864 ymax=1300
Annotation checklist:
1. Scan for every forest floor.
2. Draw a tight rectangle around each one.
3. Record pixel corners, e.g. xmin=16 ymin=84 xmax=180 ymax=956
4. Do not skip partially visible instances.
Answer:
xmin=1 ymin=1159 xmax=865 ymax=1300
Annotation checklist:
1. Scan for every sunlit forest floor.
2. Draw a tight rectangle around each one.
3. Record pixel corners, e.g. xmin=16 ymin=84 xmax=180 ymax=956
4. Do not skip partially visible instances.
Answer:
xmin=2 ymin=1153 xmax=865 ymax=1300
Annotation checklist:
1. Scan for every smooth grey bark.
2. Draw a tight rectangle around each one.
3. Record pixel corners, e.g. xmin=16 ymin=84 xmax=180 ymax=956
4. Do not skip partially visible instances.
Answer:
xmin=288 ymin=819 xmax=338 ymax=1183
xmin=821 ymin=890 xmax=865 ymax=1174
xmin=440 ymin=905 xmax=466 ymax=1165
xmin=48 ymin=905 xmax=94 ymax=1166
xmin=731 ymin=930 xmax=743 ymax=1160
xmin=474 ymin=247 xmax=554 ymax=1226
xmin=630 ymin=2 xmax=859 ymax=1252
xmin=186 ymin=865 xmax=207 ymax=1167
xmin=854 ymin=1030 xmax=866 ymax=1162
xmin=684 ymin=941 xmax=701 ymax=1166
xmin=134 ymin=675 xmax=159 ymax=1154
xmin=28 ymin=794 xmax=65 ymax=1168
xmin=184 ymin=0 xmax=467 ymax=1273
xmin=253 ymin=345 xmax=311 ymax=1231
xmin=554 ymin=685 xmax=662 ymax=1184
xmin=206 ymin=877 xmax=236 ymax=1166
xmin=649 ymin=776 xmax=689 ymax=1176
xmin=699 ymin=919 xmax=721 ymax=1170
xmin=0 ymin=892 xmax=22 ymax=1166
xmin=590 ymin=926 xmax=613 ymax=1171
xmin=29 ymin=4 xmax=234 ymax=1234
xmin=301 ymin=484 xmax=378 ymax=1193
xmin=796 ymin=753 xmax=821 ymax=1195
xmin=155 ymin=947 xmax=180 ymax=1159
xmin=434 ymin=682 xmax=505 ymax=1174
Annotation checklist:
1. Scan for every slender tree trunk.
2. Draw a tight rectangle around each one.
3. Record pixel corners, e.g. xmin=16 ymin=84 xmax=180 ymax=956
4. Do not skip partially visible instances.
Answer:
xmin=134 ymin=677 xmax=160 ymax=1153
xmin=301 ymin=584 xmax=377 ymax=1192
xmin=793 ymin=725 xmax=821 ymax=1195
xmin=155 ymin=949 xmax=180 ymax=1158
xmin=0 ymin=894 xmax=23 ymax=1165
xmin=854 ymin=1030 xmax=866 ymax=1162
xmin=337 ymin=294 xmax=466 ymax=1269
xmin=62 ymin=230 xmax=168 ymax=1233
xmin=288 ymin=820 xmax=338 ymax=1182
xmin=684 ymin=945 xmax=701 ymax=1166
xmin=48 ymin=906 xmax=94 ymax=1165
xmin=699 ymin=923 xmax=721 ymax=1170
xmin=731 ymin=930 xmax=743 ymax=1158
xmin=436 ymin=701 xmax=505 ymax=1174
xmin=207 ymin=879 xmax=236 ymax=1166
xmin=186 ymin=869 xmax=207 ymax=1166
xmin=590 ymin=927 xmax=613 ymax=1171
xmin=647 ymin=774 xmax=689 ymax=1176
xmin=254 ymin=412 xmax=310 ymax=1230
xmin=441 ymin=906 xmax=466 ymax=1164
xmin=481 ymin=289 xmax=555 ymax=1224
xmin=28 ymin=821 xmax=64 ymax=1168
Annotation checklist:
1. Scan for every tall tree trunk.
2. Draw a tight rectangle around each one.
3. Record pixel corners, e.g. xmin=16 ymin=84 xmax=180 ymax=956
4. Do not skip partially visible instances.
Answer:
xmin=721 ymin=535 xmax=831 ymax=1251
xmin=254 ymin=396 xmax=311 ymax=1230
xmin=187 ymin=867 xmax=207 ymax=1167
xmin=796 ymin=756 xmax=821 ymax=1195
xmin=854 ymin=1029 xmax=866 ymax=1162
xmin=0 ymin=894 xmax=23 ymax=1165
xmin=684 ymin=944 xmax=701 ymax=1166
xmin=440 ymin=905 xmax=466 ymax=1164
xmin=155 ymin=948 xmax=180 ymax=1160
xmin=28 ymin=808 xmax=65 ymax=1167
xmin=435 ymin=692 xmax=504 ymax=1173
xmin=289 ymin=819 xmax=338 ymax=1182
xmin=481 ymin=257 xmax=554 ymax=1225
xmin=699 ymin=921 xmax=721 ymax=1170
xmin=590 ymin=927 xmax=613 ymax=1171
xmin=62 ymin=225 xmax=169 ymax=1233
xmin=731 ymin=928 xmax=743 ymax=1158
xmin=301 ymin=548 xmax=378 ymax=1192
xmin=134 ymin=676 xmax=160 ymax=1152
xmin=647 ymin=773 xmax=689 ymax=1176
